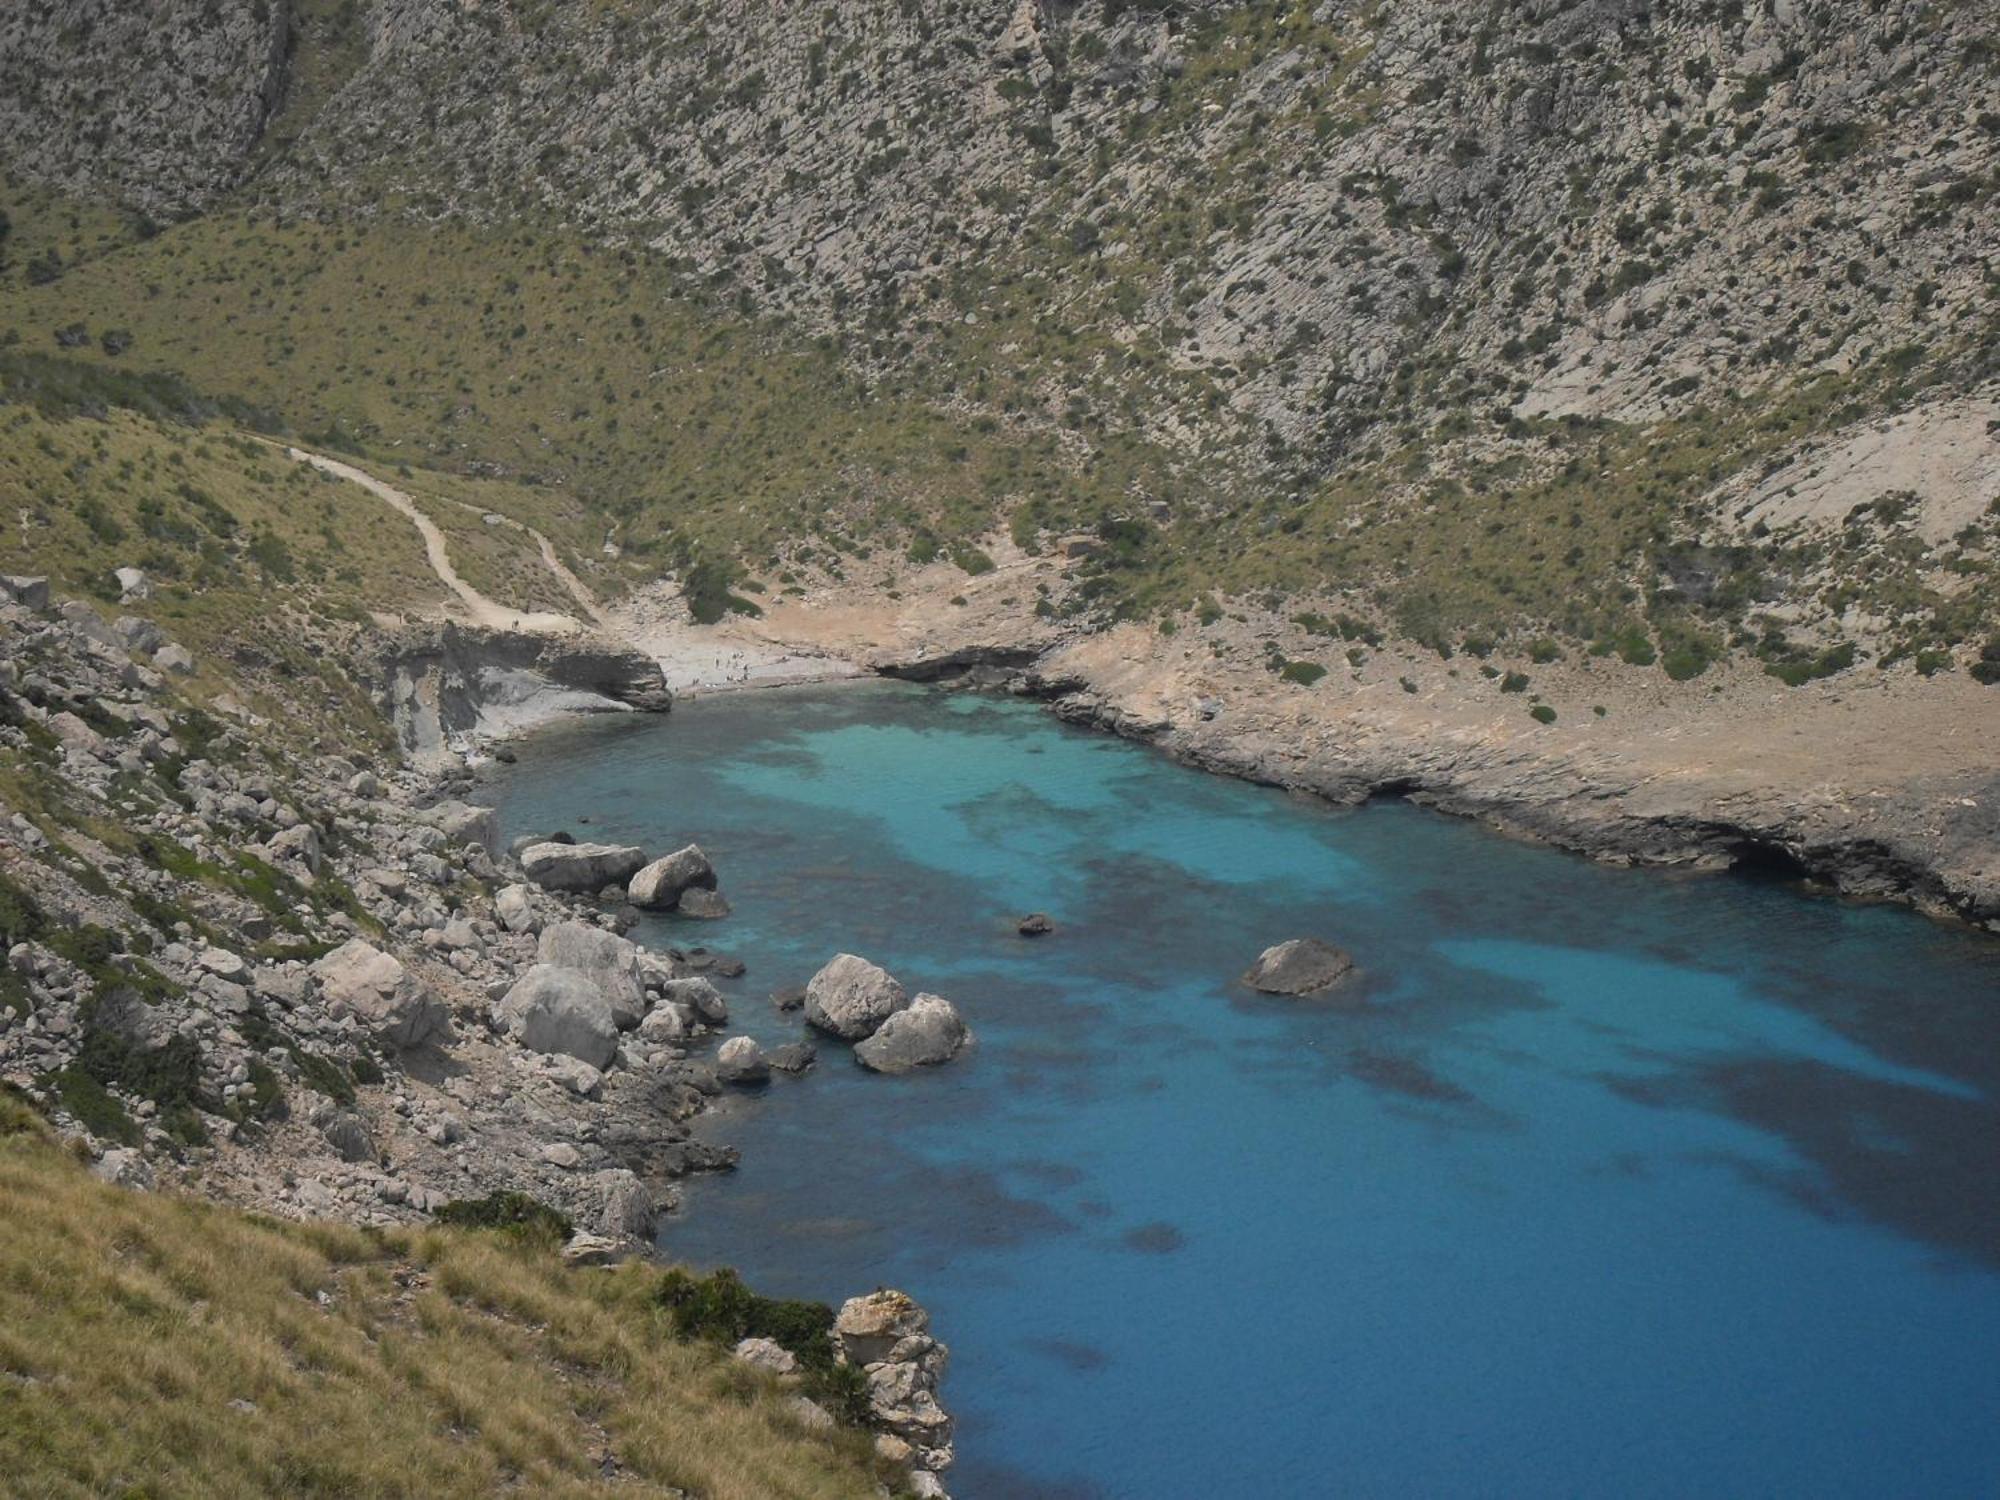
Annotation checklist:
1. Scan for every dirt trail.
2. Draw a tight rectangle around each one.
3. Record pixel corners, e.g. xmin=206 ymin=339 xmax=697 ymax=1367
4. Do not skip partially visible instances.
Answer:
xmin=430 ymin=491 xmax=611 ymax=629
xmin=283 ymin=447 xmax=582 ymax=633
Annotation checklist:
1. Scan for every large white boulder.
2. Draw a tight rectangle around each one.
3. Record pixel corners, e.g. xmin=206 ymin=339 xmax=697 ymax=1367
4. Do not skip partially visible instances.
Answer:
xmin=311 ymin=938 xmax=447 ymax=1050
xmin=627 ymin=843 xmax=717 ymax=910
xmin=714 ymin=1034 xmax=769 ymax=1085
xmin=854 ymin=994 xmax=971 ymax=1074
xmin=492 ymin=964 xmax=618 ymax=1069
xmin=804 ymin=953 xmax=908 ymax=1040
xmin=519 ymin=840 xmax=647 ymax=892
xmin=494 ymin=883 xmax=537 ymax=934
xmin=536 ymin=920 xmax=647 ymax=1028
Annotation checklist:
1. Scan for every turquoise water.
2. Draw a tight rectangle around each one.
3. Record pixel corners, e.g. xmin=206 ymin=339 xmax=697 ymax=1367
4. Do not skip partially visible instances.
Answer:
xmin=492 ymin=682 xmax=2000 ymax=1499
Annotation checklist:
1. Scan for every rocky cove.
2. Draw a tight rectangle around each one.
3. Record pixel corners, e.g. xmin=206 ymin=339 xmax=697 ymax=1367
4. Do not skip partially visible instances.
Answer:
xmin=5 ymin=568 xmax=2000 ymax=1495
xmin=490 ymin=678 xmax=2000 ymax=1498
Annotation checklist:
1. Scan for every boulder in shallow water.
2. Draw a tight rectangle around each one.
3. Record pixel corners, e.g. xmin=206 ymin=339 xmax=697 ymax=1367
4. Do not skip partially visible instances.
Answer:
xmin=804 ymin=953 xmax=908 ymax=1040
xmin=520 ymin=840 xmax=646 ymax=892
xmin=714 ymin=1034 xmax=769 ymax=1085
xmin=1241 ymin=937 xmax=1356 ymax=996
xmin=493 ymin=963 xmax=619 ymax=1068
xmin=855 ymin=994 xmax=971 ymax=1074
xmin=676 ymin=887 xmax=731 ymax=920
xmin=628 ymin=843 xmax=717 ymax=909
xmin=768 ymin=1041 xmax=817 ymax=1074
xmin=1016 ymin=912 xmax=1055 ymax=937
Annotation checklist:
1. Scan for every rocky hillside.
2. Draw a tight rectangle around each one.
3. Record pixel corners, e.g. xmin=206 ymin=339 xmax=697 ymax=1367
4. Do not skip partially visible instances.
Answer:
xmin=3 ymin=0 xmax=1994 ymax=675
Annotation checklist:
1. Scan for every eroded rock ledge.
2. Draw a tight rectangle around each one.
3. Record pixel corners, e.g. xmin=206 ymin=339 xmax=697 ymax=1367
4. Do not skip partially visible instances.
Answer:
xmin=369 ymin=623 xmax=672 ymax=765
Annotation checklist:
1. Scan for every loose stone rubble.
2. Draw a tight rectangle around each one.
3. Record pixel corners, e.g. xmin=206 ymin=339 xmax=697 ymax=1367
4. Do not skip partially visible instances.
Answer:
xmin=0 ymin=581 xmax=960 ymax=1491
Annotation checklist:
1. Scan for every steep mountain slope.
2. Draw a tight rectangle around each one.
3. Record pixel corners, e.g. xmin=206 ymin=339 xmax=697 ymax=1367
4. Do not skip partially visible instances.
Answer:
xmin=3 ymin=0 xmax=1995 ymax=672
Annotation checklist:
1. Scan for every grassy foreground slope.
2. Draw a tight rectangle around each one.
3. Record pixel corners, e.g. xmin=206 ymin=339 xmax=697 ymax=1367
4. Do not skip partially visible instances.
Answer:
xmin=0 ymin=1097 xmax=885 ymax=1500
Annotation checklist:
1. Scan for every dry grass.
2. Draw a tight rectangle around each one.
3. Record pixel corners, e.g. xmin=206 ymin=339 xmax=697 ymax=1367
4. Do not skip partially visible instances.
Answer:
xmin=0 ymin=1101 xmax=887 ymax=1499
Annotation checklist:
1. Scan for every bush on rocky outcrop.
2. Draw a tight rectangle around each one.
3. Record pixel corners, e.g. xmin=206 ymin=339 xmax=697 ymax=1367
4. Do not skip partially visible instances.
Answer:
xmin=655 ymin=1266 xmax=871 ymax=1423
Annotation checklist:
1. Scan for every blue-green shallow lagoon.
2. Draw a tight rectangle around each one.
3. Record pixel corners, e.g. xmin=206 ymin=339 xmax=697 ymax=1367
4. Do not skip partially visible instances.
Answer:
xmin=491 ymin=682 xmax=2000 ymax=1499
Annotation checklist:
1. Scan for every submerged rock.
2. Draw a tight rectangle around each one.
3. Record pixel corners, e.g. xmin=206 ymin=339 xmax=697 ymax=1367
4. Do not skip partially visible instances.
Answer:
xmin=768 ymin=1040 xmax=818 ymax=1074
xmin=854 ymin=995 xmax=970 ymax=1074
xmin=519 ymin=840 xmax=647 ymax=893
xmin=492 ymin=963 xmax=619 ymax=1068
xmin=1241 ymin=937 xmax=1356 ymax=996
xmin=675 ymin=887 xmax=731 ymax=920
xmin=804 ymin=953 xmax=908 ymax=1040
xmin=1016 ymin=912 xmax=1055 ymax=937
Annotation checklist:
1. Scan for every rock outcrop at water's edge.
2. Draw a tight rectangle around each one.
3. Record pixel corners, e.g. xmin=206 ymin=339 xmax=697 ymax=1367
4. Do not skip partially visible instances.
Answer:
xmin=836 ymin=1289 xmax=956 ymax=1488
xmin=367 ymin=622 xmax=671 ymax=766
xmin=0 ymin=574 xmax=956 ymax=1490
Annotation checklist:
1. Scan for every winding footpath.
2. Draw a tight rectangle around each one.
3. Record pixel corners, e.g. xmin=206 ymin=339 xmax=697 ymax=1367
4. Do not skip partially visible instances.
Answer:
xmin=283 ymin=446 xmax=584 ymax=634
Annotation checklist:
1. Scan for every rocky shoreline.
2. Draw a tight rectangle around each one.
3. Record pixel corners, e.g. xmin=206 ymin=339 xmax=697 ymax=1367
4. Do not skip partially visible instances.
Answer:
xmin=1029 ymin=674 xmax=2000 ymax=931
xmin=0 ymin=585 xmax=958 ymax=1495
xmin=867 ymin=641 xmax=2000 ymax=933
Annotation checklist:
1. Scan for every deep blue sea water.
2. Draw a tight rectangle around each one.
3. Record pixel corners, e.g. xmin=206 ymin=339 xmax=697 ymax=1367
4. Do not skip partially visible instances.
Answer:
xmin=491 ymin=682 xmax=2000 ymax=1499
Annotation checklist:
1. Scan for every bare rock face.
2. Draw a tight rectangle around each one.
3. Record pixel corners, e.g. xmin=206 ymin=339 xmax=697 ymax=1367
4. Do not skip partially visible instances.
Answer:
xmin=494 ymin=883 xmax=538 ymax=933
xmin=1241 ymin=938 xmax=1357 ymax=996
xmin=423 ymin=799 xmax=498 ymax=855
xmin=310 ymin=938 xmax=448 ymax=1050
xmin=519 ymin=840 xmax=647 ymax=893
xmin=734 ymin=1336 xmax=799 ymax=1376
xmin=804 ymin=953 xmax=908 ymax=1040
xmin=835 ymin=1289 xmax=954 ymax=1477
xmin=0 ymin=575 xmax=49 ymax=612
xmin=854 ymin=995 xmax=970 ymax=1074
xmin=492 ymin=963 xmax=619 ymax=1069
xmin=627 ymin=843 xmax=717 ymax=910
xmin=535 ymin=920 xmax=647 ymax=1028
xmin=657 ymin=976 xmax=729 ymax=1026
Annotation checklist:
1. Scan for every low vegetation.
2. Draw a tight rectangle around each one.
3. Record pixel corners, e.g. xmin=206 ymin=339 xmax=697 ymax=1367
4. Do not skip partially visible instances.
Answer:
xmin=0 ymin=1097 xmax=893 ymax=1499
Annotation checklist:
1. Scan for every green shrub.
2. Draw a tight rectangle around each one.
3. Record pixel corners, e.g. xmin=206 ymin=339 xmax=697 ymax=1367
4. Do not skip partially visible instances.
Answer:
xmin=653 ymin=1267 xmax=870 ymax=1423
xmin=1529 ymin=704 xmax=1557 ymax=724
xmin=433 ymin=1191 xmax=573 ymax=1244
xmin=1277 ymin=660 xmax=1328 ymax=686
xmin=1499 ymin=671 xmax=1529 ymax=693
xmin=1661 ymin=643 xmax=1715 ymax=681
xmin=1764 ymin=641 xmax=1857 ymax=686
xmin=949 ymin=545 xmax=996 ymax=577
xmin=1972 ymin=639 xmax=2000 ymax=686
